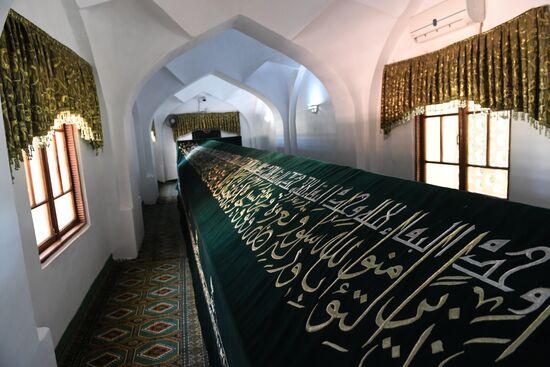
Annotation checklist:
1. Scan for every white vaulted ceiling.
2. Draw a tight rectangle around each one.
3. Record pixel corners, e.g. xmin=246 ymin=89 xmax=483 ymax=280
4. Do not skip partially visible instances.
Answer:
xmin=75 ymin=0 xmax=414 ymax=131
xmin=165 ymin=29 xmax=299 ymax=86
xmin=133 ymin=27 xmax=299 ymax=142
xmin=351 ymin=0 xmax=409 ymax=16
xmin=152 ymin=0 xmax=335 ymax=39
xmin=75 ymin=0 xmax=112 ymax=9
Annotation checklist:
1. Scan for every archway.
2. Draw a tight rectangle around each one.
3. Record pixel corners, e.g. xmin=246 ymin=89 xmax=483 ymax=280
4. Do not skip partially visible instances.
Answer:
xmin=137 ymin=72 xmax=283 ymax=204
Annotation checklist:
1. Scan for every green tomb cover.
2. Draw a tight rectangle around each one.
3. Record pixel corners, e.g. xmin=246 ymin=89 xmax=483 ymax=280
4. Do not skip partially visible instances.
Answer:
xmin=177 ymin=140 xmax=550 ymax=367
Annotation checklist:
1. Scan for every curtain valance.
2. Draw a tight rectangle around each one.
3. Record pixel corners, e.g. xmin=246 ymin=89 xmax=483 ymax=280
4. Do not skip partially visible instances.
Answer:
xmin=172 ymin=112 xmax=240 ymax=141
xmin=0 ymin=10 xmax=103 ymax=171
xmin=381 ymin=5 xmax=550 ymax=136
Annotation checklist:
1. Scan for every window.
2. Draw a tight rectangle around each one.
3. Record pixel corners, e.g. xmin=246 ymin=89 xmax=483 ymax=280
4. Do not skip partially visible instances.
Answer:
xmin=24 ymin=124 xmax=86 ymax=261
xmin=416 ymin=102 xmax=511 ymax=199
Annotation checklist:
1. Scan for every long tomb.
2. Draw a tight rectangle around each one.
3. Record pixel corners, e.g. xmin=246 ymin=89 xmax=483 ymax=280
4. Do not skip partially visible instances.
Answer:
xmin=177 ymin=140 xmax=549 ymax=367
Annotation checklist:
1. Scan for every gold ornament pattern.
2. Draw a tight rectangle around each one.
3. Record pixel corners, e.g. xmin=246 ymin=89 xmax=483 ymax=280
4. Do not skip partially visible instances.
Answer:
xmin=172 ymin=112 xmax=240 ymax=141
xmin=381 ymin=6 xmax=550 ymax=137
xmin=0 ymin=10 xmax=103 ymax=172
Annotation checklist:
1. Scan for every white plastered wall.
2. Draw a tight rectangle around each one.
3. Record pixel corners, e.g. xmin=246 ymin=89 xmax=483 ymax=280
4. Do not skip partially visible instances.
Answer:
xmin=0 ymin=4 xmax=56 ymax=361
xmin=0 ymin=0 xmax=119 ymax=360
xmin=295 ymin=69 xmax=337 ymax=163
xmin=0 ymin=91 xmax=56 ymax=367
xmin=78 ymin=0 xmax=192 ymax=259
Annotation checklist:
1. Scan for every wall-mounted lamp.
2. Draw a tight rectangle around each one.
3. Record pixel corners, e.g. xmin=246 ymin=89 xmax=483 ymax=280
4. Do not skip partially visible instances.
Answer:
xmin=307 ymin=104 xmax=319 ymax=114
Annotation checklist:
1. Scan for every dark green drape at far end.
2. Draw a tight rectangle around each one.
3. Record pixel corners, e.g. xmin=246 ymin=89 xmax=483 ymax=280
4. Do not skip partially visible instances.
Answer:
xmin=0 ymin=9 xmax=103 ymax=171
xmin=381 ymin=5 xmax=550 ymax=136
xmin=172 ymin=112 xmax=240 ymax=141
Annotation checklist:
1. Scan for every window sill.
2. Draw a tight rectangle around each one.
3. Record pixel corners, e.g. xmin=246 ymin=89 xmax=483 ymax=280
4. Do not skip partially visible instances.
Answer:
xmin=39 ymin=221 xmax=88 ymax=265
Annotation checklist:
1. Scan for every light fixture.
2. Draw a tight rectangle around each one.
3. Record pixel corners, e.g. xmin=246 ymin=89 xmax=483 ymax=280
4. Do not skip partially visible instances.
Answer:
xmin=307 ymin=104 xmax=319 ymax=114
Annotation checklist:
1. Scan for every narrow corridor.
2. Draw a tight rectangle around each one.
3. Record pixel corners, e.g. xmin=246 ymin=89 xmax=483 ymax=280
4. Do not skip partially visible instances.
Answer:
xmin=57 ymin=182 xmax=208 ymax=366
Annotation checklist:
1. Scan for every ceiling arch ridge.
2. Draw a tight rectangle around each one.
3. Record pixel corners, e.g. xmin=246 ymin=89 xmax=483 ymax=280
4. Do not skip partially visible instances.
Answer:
xmin=230 ymin=14 xmax=355 ymax=123
xmin=239 ymin=59 xmax=300 ymax=89
xmin=164 ymin=28 xmax=300 ymax=88
xmin=125 ymin=12 xmax=354 ymax=202
xmin=178 ymin=92 xmax=242 ymax=114
xmin=196 ymin=71 xmax=284 ymax=128
xmin=153 ymin=0 xmax=336 ymax=40
xmin=134 ymin=67 xmax=186 ymax=136
xmin=75 ymin=0 xmax=113 ymax=10
xmin=162 ymin=66 xmax=188 ymax=87
xmin=129 ymin=12 xmax=353 ymax=141
xmin=349 ymin=0 xmax=410 ymax=18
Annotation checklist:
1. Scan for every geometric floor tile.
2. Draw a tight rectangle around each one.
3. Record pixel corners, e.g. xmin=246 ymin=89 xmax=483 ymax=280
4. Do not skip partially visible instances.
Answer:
xmin=149 ymin=286 xmax=178 ymax=298
xmin=105 ymin=307 xmax=135 ymax=320
xmin=139 ymin=319 xmax=178 ymax=337
xmin=111 ymin=292 xmax=139 ymax=303
xmin=84 ymin=349 xmax=126 ymax=367
xmin=117 ymin=278 xmax=142 ymax=287
xmin=57 ymin=200 xmax=208 ymax=367
xmin=134 ymin=340 xmax=179 ymax=365
xmin=155 ymin=264 xmax=178 ymax=272
xmin=92 ymin=326 xmax=132 ymax=345
xmin=152 ymin=273 xmax=178 ymax=283
xmin=144 ymin=300 xmax=178 ymax=316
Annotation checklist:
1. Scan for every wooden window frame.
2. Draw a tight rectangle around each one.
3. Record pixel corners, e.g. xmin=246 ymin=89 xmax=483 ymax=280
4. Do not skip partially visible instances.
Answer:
xmin=415 ymin=107 xmax=512 ymax=198
xmin=24 ymin=124 xmax=86 ymax=262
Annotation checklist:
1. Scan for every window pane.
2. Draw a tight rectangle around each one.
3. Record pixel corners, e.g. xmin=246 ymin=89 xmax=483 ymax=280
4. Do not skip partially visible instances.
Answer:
xmin=468 ymin=167 xmax=508 ymax=199
xmin=441 ymin=115 xmax=459 ymax=163
xmin=468 ymin=113 xmax=488 ymax=166
xmin=46 ymin=142 xmax=62 ymax=197
xmin=31 ymin=204 xmax=53 ymax=244
xmin=425 ymin=163 xmax=459 ymax=189
xmin=24 ymin=155 xmax=35 ymax=205
xmin=424 ymin=117 xmax=441 ymax=162
xmin=54 ymin=192 xmax=76 ymax=230
xmin=489 ymin=113 xmax=510 ymax=168
xmin=28 ymin=149 xmax=47 ymax=204
xmin=55 ymin=130 xmax=72 ymax=192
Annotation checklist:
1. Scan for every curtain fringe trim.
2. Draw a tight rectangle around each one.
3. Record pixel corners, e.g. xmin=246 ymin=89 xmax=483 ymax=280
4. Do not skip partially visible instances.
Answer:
xmin=382 ymin=102 xmax=550 ymax=138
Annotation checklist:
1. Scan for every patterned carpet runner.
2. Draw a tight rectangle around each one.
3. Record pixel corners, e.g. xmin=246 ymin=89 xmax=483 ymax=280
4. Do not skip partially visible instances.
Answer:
xmin=58 ymin=202 xmax=208 ymax=366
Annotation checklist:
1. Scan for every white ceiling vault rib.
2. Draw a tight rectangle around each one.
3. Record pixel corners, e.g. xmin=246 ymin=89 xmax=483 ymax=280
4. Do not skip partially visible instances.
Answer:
xmin=152 ymin=0 xmax=336 ymax=40
xmin=174 ymin=75 xmax=239 ymax=103
xmin=238 ymin=0 xmax=335 ymax=40
xmin=164 ymin=29 xmax=299 ymax=88
xmin=75 ymin=0 xmax=112 ymax=9
xmin=153 ymin=0 xmax=234 ymax=37
xmin=351 ymin=0 xmax=409 ymax=17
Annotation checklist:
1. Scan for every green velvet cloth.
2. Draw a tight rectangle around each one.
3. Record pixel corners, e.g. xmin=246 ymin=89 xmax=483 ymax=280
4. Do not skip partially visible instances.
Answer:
xmin=178 ymin=141 xmax=550 ymax=367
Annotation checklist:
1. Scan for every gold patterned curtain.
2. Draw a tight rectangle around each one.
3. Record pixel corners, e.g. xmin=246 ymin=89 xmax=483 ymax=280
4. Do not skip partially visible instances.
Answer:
xmin=381 ymin=5 xmax=550 ymax=136
xmin=0 ymin=10 xmax=103 ymax=171
xmin=172 ymin=112 xmax=240 ymax=141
